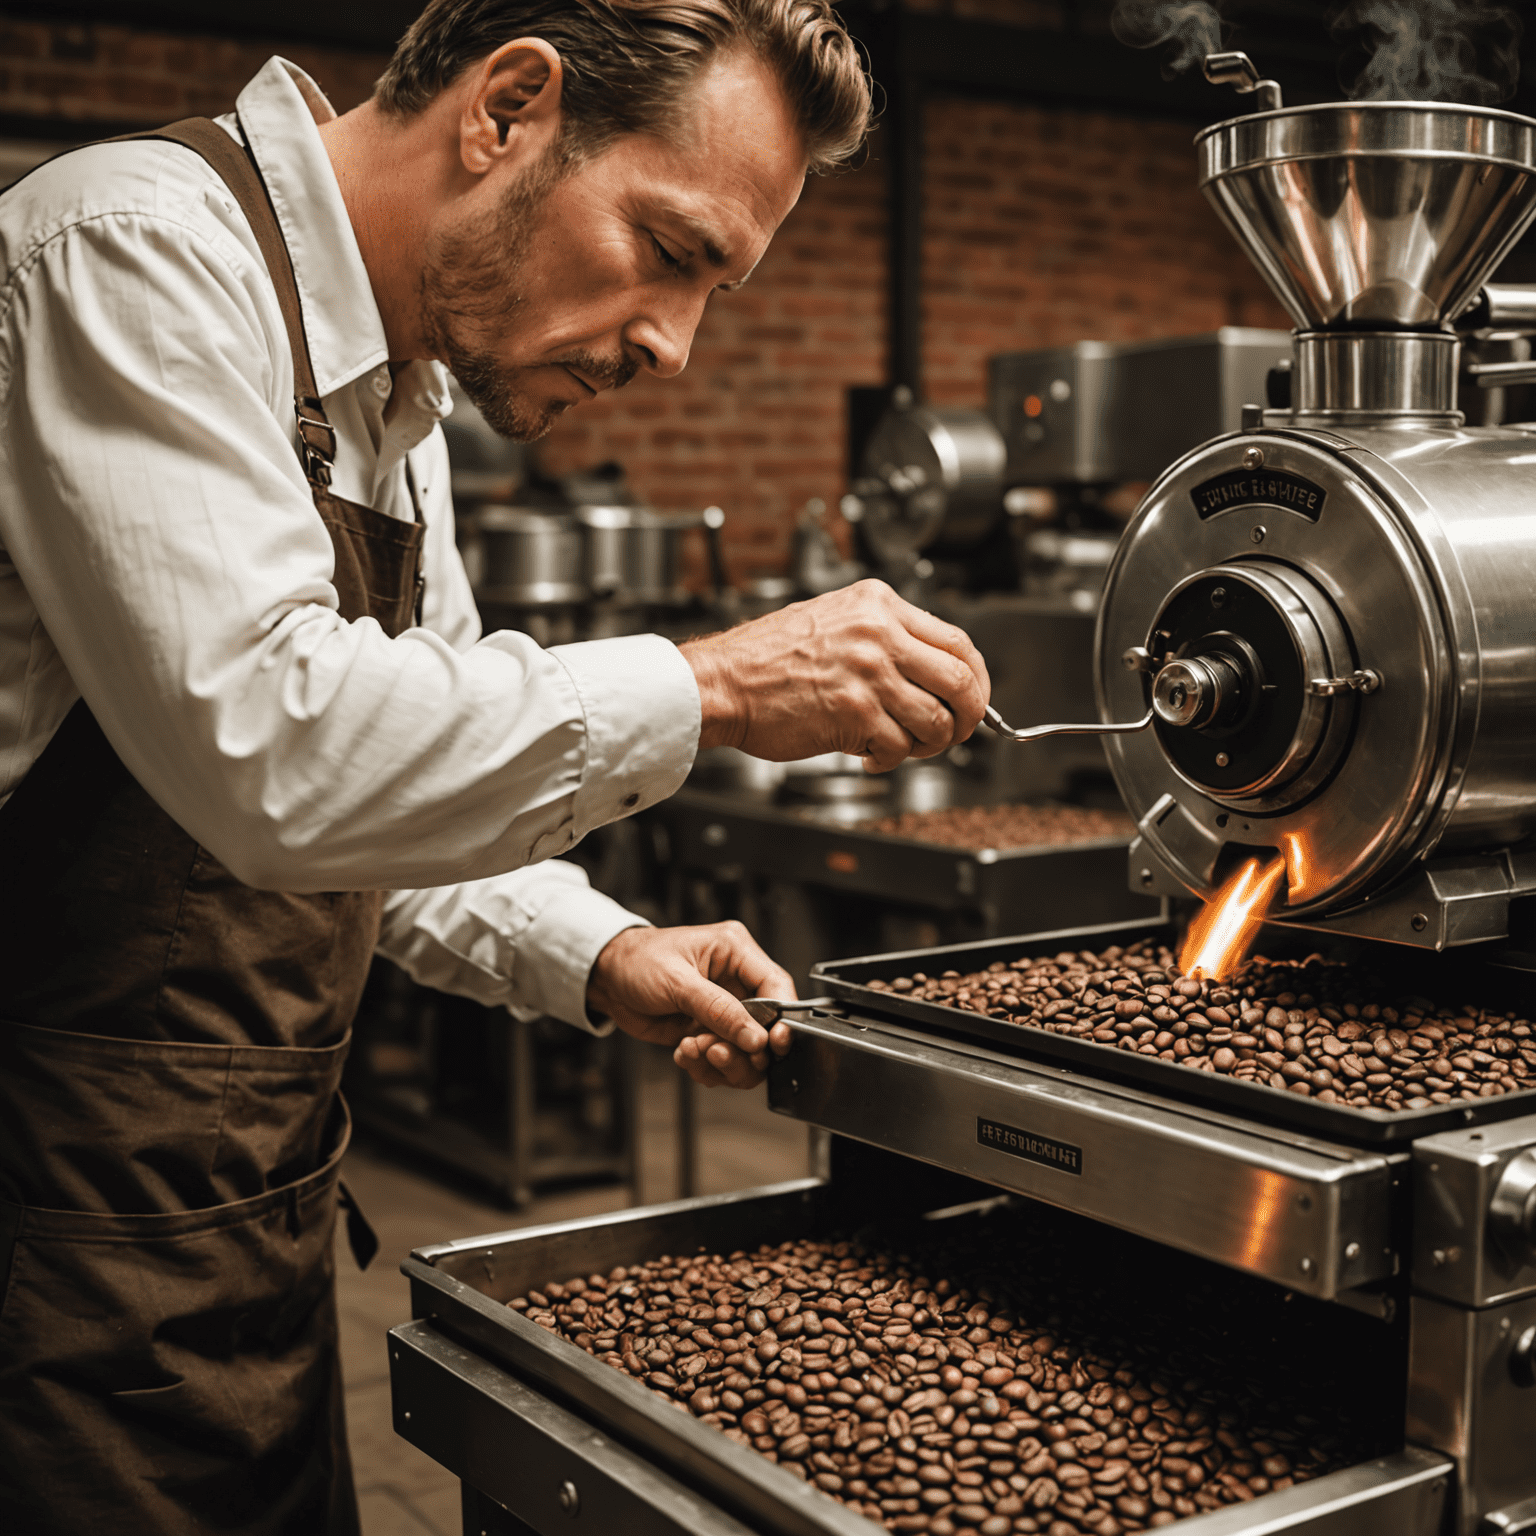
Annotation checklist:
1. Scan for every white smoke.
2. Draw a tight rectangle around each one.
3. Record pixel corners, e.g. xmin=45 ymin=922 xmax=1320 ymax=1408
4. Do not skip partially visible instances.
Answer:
xmin=1331 ymin=0 xmax=1522 ymax=104
xmin=1111 ymin=0 xmax=1225 ymax=78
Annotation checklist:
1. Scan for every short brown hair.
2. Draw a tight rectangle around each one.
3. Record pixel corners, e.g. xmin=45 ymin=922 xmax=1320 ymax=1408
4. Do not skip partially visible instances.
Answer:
xmin=375 ymin=0 xmax=872 ymax=174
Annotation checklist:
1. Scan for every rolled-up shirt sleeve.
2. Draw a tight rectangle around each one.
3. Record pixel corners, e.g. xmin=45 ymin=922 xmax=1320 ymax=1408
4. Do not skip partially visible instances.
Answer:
xmin=0 ymin=189 xmax=700 ymax=894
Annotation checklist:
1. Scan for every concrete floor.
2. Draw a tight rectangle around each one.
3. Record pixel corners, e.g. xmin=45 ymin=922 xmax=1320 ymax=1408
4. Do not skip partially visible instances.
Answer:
xmin=337 ymin=1056 xmax=811 ymax=1536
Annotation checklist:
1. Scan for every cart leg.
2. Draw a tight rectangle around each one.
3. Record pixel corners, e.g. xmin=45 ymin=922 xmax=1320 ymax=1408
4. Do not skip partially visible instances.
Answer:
xmin=677 ymin=1064 xmax=697 ymax=1199
xmin=505 ymin=1017 xmax=535 ymax=1209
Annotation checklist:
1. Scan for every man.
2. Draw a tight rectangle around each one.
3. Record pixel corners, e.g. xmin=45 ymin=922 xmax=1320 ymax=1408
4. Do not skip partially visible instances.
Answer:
xmin=0 ymin=0 xmax=989 ymax=1530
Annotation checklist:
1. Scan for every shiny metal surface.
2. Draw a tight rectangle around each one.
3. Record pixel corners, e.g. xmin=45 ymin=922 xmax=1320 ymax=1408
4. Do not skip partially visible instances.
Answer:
xmin=743 ymin=996 xmax=833 ymax=1025
xmin=990 ymin=329 xmax=1291 ymax=486
xmin=1484 ymin=1493 xmax=1536 ymax=1534
xmin=390 ymin=1320 xmax=757 ymax=1536
xmin=1460 ymin=282 xmax=1536 ymax=333
xmin=1100 ymin=417 xmax=1536 ymax=921
xmin=1203 ymin=51 xmax=1283 ymax=114
xmin=576 ymin=504 xmax=703 ymax=606
xmin=1198 ymin=103 xmax=1536 ymax=332
xmin=1145 ymin=560 xmax=1354 ymax=808
xmin=1407 ymin=1292 xmax=1536 ymax=1534
xmin=1292 ymin=332 xmax=1460 ymax=420
xmin=1414 ymin=1118 xmax=1536 ymax=1308
xmin=768 ymin=1011 xmax=1403 ymax=1299
xmin=856 ymin=404 xmax=1005 ymax=563
xmin=981 ymin=703 xmax=1154 ymax=743
xmin=475 ymin=506 xmax=588 ymax=605
xmin=1100 ymin=429 xmax=1448 ymax=915
xmin=1491 ymin=1149 xmax=1536 ymax=1259
xmin=1141 ymin=1450 xmax=1450 ymax=1535
xmin=1153 ymin=656 xmax=1232 ymax=727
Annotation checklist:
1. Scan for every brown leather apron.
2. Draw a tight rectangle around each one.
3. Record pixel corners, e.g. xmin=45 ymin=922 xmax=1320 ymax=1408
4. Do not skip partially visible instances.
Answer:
xmin=0 ymin=119 xmax=423 ymax=1535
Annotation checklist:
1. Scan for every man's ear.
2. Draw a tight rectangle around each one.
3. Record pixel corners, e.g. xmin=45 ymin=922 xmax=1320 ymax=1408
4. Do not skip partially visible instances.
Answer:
xmin=460 ymin=37 xmax=564 ymax=173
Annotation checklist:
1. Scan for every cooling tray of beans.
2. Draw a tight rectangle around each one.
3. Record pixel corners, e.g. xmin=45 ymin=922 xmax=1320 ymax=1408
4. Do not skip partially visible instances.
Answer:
xmin=864 ymin=940 xmax=1536 ymax=1114
xmin=508 ymin=1230 xmax=1365 ymax=1535
xmin=862 ymin=805 xmax=1134 ymax=851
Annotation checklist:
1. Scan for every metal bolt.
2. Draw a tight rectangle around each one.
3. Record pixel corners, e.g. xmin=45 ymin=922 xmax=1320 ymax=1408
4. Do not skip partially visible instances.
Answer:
xmin=1298 ymin=1257 xmax=1315 ymax=1276
xmin=1243 ymin=447 xmax=1265 ymax=470
xmin=1215 ymin=752 xmax=1230 ymax=767
xmin=1210 ymin=586 xmax=1228 ymax=608
xmin=1250 ymin=525 xmax=1267 ymax=544
xmin=559 ymin=1481 xmax=581 ymax=1516
xmin=1139 ymin=867 xmax=1155 ymax=887
xmin=1345 ymin=1242 xmax=1361 ymax=1261
xmin=1411 ymin=912 xmax=1429 ymax=932
xmin=402 ymin=1411 xmax=411 ymax=1422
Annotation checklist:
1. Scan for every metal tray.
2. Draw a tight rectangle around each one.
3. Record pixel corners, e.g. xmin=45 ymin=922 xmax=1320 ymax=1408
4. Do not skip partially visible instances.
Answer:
xmin=648 ymin=786 xmax=1157 ymax=927
xmin=811 ymin=918 xmax=1536 ymax=1146
xmin=397 ymin=1179 xmax=1451 ymax=1536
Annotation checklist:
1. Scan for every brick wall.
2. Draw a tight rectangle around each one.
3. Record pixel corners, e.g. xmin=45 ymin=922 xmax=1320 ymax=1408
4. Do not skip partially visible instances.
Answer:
xmin=921 ymin=98 xmax=1291 ymax=408
xmin=0 ymin=14 xmax=1288 ymax=578
xmin=0 ymin=18 xmax=386 ymax=123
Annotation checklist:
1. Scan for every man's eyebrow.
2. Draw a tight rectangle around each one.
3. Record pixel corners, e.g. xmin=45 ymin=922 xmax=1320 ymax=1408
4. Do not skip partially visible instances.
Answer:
xmin=664 ymin=210 xmax=751 ymax=289
xmin=672 ymin=213 xmax=731 ymax=269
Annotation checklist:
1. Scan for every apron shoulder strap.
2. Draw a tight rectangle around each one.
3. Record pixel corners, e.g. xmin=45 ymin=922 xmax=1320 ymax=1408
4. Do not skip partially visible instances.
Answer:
xmin=113 ymin=118 xmax=338 ymax=490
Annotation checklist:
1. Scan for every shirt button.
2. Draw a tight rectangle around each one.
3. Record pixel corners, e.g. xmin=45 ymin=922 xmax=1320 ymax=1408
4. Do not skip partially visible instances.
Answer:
xmin=372 ymin=370 xmax=391 ymax=398
xmin=623 ymin=793 xmax=640 ymax=809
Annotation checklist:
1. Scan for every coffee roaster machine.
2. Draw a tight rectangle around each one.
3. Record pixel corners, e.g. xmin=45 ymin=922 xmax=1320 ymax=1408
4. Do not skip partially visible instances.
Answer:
xmin=390 ymin=65 xmax=1536 ymax=1536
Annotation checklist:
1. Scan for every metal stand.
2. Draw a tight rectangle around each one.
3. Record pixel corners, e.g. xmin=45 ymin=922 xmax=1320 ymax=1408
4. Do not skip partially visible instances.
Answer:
xmin=346 ymin=961 xmax=638 ymax=1208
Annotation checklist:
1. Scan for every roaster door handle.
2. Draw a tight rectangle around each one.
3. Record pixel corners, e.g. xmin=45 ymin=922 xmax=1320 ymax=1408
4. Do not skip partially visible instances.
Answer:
xmin=982 ymin=706 xmax=1155 ymax=744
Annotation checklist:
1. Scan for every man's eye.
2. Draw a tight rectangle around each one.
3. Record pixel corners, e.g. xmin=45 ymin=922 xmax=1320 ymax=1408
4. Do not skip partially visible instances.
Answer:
xmin=651 ymin=236 xmax=683 ymax=271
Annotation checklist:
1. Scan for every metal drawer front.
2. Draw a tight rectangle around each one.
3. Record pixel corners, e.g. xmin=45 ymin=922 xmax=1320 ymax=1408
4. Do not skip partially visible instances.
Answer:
xmin=768 ymin=1016 xmax=1402 ymax=1299
xmin=390 ymin=1319 xmax=756 ymax=1536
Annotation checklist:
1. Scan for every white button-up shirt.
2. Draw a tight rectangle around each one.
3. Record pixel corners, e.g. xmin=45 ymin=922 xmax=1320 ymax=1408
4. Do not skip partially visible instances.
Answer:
xmin=0 ymin=57 xmax=703 ymax=1031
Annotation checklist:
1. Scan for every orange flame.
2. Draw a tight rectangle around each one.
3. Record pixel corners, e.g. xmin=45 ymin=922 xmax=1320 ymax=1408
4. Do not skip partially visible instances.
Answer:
xmin=1179 ymin=856 xmax=1286 ymax=981
xmin=1280 ymin=829 xmax=1314 ymax=905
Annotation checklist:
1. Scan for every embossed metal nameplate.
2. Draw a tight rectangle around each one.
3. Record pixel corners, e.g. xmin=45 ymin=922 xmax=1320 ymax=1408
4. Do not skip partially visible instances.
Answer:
xmin=1191 ymin=468 xmax=1326 ymax=521
xmin=976 ymin=1117 xmax=1082 ymax=1175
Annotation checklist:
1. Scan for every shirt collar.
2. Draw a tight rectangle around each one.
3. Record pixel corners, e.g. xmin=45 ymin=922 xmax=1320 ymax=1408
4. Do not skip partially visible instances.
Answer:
xmin=234 ymin=57 xmax=437 ymax=403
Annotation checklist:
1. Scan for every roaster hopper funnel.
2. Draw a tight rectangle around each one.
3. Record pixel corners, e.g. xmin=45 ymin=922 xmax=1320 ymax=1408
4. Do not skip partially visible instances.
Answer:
xmin=1197 ymin=103 xmax=1536 ymax=330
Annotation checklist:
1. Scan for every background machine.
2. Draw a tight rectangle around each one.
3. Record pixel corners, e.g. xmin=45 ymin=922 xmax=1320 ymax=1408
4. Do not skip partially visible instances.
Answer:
xmin=389 ymin=63 xmax=1536 ymax=1536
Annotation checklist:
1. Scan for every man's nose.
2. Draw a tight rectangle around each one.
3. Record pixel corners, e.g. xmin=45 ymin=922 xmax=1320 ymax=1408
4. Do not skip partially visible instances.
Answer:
xmin=624 ymin=294 xmax=705 ymax=379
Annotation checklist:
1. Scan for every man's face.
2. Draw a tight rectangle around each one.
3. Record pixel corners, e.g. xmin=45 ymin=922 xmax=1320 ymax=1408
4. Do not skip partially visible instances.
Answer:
xmin=421 ymin=47 xmax=807 ymax=440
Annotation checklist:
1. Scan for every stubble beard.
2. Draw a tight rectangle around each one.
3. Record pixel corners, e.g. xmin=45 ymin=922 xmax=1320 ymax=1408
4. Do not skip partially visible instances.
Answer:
xmin=419 ymin=151 xmax=638 ymax=442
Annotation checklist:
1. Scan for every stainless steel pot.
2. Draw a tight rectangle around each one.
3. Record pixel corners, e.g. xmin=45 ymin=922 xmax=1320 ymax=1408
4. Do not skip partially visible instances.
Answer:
xmin=576 ymin=505 xmax=709 ymax=606
xmin=474 ymin=506 xmax=588 ymax=606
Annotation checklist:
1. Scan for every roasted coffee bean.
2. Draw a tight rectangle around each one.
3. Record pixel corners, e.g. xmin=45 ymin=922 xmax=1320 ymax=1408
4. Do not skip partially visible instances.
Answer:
xmin=876 ymin=941 xmax=1535 ymax=1116
xmin=508 ymin=1231 xmax=1358 ymax=1534
xmin=862 ymin=803 xmax=1133 ymax=851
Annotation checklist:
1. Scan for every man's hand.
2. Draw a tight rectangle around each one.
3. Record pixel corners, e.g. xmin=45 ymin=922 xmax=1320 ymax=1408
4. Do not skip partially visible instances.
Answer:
xmin=587 ymin=921 xmax=796 ymax=1088
xmin=680 ymin=579 xmax=990 ymax=773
